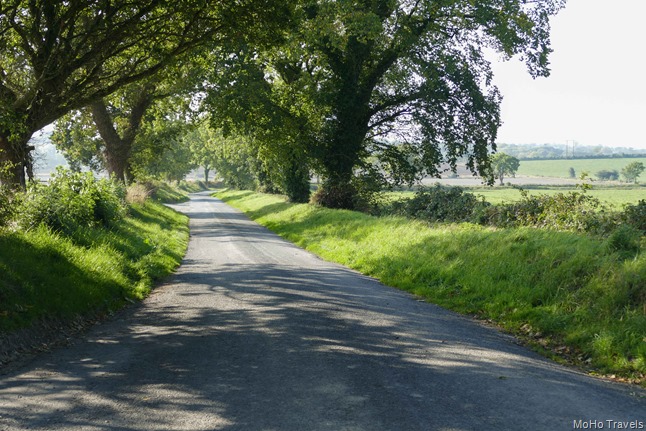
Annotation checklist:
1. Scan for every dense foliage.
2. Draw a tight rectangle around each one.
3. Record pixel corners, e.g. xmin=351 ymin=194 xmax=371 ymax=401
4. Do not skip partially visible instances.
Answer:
xmin=385 ymin=185 xmax=645 ymax=249
xmin=208 ymin=0 xmax=566 ymax=208
xmin=595 ymin=170 xmax=619 ymax=181
xmin=0 ymin=0 xmax=288 ymax=187
xmin=386 ymin=185 xmax=489 ymax=224
xmin=17 ymin=169 xmax=127 ymax=234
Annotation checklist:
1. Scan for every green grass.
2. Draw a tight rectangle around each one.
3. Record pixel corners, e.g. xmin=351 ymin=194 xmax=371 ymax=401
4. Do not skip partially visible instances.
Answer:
xmin=517 ymin=157 xmax=646 ymax=179
xmin=216 ymin=189 xmax=646 ymax=385
xmin=0 ymin=200 xmax=189 ymax=332
xmin=145 ymin=179 xmax=213 ymax=204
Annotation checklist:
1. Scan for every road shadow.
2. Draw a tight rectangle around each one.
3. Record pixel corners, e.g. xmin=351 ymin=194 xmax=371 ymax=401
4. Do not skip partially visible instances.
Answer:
xmin=1 ymin=261 xmax=643 ymax=430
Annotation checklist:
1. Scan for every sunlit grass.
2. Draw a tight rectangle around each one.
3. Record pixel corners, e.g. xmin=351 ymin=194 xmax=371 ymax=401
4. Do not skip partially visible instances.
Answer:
xmin=0 ymin=201 xmax=189 ymax=331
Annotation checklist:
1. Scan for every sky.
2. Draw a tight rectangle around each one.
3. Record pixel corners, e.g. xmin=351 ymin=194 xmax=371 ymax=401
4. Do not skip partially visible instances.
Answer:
xmin=490 ymin=0 xmax=646 ymax=149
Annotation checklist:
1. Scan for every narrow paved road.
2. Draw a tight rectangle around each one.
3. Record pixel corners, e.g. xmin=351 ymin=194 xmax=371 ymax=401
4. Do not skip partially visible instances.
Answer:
xmin=1 ymin=193 xmax=644 ymax=431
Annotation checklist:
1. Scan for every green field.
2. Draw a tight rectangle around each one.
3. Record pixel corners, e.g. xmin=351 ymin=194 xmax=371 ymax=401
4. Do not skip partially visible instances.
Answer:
xmin=387 ymin=186 xmax=645 ymax=209
xmin=517 ymin=157 xmax=646 ymax=179
xmin=467 ymin=186 xmax=645 ymax=208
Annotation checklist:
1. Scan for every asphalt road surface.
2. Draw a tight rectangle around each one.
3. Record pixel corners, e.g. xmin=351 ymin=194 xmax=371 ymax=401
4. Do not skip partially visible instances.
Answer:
xmin=1 ymin=192 xmax=644 ymax=431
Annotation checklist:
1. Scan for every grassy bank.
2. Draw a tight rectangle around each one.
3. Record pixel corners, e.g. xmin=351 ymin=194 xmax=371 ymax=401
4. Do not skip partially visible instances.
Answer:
xmin=0 ymin=200 xmax=189 ymax=333
xmin=216 ymin=189 xmax=646 ymax=385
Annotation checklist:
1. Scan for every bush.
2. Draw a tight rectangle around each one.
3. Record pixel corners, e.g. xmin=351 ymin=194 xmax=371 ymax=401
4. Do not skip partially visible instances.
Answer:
xmin=311 ymin=183 xmax=359 ymax=210
xmin=622 ymin=200 xmax=646 ymax=233
xmin=17 ymin=169 xmax=126 ymax=234
xmin=388 ymin=185 xmax=490 ymax=224
xmin=606 ymin=224 xmax=642 ymax=255
xmin=595 ymin=170 xmax=619 ymax=181
xmin=568 ymin=167 xmax=576 ymax=178
xmin=484 ymin=189 xmax=615 ymax=234
xmin=126 ymin=182 xmax=154 ymax=205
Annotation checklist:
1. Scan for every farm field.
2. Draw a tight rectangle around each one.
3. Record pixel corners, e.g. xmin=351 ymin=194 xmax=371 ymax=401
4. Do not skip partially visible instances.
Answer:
xmin=465 ymin=186 xmax=645 ymax=208
xmin=516 ymin=157 xmax=646 ymax=179
xmin=387 ymin=186 xmax=645 ymax=209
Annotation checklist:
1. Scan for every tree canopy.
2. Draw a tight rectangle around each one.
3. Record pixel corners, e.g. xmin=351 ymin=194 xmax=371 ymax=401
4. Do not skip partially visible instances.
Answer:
xmin=0 ymin=0 xmax=288 ymax=187
xmin=2 ymin=0 xmax=567 ymax=208
xmin=207 ymin=0 xmax=565 ymax=208
xmin=621 ymin=161 xmax=645 ymax=184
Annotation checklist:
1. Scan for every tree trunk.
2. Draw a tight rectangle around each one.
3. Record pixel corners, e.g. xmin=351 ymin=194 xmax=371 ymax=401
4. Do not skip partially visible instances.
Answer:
xmin=283 ymin=154 xmax=310 ymax=203
xmin=317 ymin=106 xmax=370 ymax=209
xmin=0 ymin=132 xmax=33 ymax=189
xmin=204 ymin=166 xmax=210 ymax=183
xmin=90 ymin=90 xmax=153 ymax=183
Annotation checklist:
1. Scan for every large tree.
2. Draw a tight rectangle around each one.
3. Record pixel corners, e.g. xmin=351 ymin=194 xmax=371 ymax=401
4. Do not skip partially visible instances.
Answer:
xmin=209 ymin=0 xmax=565 ymax=208
xmin=0 ymin=0 xmax=287 ymax=188
xmin=52 ymin=63 xmax=204 ymax=183
xmin=207 ymin=44 xmax=320 ymax=202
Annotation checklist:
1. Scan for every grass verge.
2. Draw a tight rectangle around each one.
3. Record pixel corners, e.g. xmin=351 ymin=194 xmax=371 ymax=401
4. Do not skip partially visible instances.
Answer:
xmin=150 ymin=180 xmax=212 ymax=203
xmin=0 ymin=200 xmax=189 ymax=333
xmin=216 ymin=189 xmax=646 ymax=386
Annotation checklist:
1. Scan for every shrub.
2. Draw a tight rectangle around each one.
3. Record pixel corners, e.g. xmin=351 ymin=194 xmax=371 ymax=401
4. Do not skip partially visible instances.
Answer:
xmin=568 ymin=167 xmax=576 ymax=178
xmin=311 ymin=183 xmax=358 ymax=210
xmin=622 ymin=200 xmax=646 ymax=233
xmin=0 ymin=185 xmax=17 ymax=227
xmin=606 ymin=224 xmax=642 ymax=255
xmin=595 ymin=170 xmax=619 ymax=181
xmin=17 ymin=168 xmax=126 ymax=234
xmin=126 ymin=182 xmax=153 ymax=205
xmin=388 ymin=185 xmax=490 ymax=224
xmin=484 ymin=189 xmax=615 ymax=234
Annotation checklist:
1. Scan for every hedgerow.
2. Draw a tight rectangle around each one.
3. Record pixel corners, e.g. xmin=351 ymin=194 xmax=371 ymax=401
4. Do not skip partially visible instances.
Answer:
xmin=384 ymin=185 xmax=644 ymax=245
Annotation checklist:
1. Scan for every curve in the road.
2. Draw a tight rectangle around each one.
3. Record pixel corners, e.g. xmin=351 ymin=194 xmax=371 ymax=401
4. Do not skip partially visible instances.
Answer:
xmin=0 ymin=192 xmax=644 ymax=431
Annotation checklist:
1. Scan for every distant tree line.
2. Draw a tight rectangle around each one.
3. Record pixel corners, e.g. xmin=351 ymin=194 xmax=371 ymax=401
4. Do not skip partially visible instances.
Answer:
xmin=498 ymin=144 xmax=646 ymax=161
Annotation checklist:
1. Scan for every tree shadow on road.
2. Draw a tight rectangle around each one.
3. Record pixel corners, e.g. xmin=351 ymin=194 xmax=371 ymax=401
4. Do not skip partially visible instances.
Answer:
xmin=1 ymin=261 xmax=644 ymax=431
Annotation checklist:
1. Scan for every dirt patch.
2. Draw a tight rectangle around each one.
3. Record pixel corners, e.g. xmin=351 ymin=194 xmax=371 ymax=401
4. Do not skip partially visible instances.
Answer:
xmin=0 ymin=311 xmax=112 ymax=375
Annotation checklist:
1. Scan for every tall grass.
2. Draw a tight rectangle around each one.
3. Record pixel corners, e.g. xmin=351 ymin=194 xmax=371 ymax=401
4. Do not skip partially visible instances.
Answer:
xmin=0 ymin=201 xmax=188 ymax=332
xmin=216 ymin=189 xmax=646 ymax=384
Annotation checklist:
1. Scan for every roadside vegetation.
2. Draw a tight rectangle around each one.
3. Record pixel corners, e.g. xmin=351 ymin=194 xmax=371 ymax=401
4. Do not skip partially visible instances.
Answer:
xmin=387 ymin=184 xmax=645 ymax=209
xmin=0 ymin=171 xmax=190 ymax=341
xmin=216 ymin=189 xmax=646 ymax=386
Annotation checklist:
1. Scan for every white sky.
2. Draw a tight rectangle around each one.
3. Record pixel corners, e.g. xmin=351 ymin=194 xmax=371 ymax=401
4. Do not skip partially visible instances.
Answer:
xmin=490 ymin=0 xmax=646 ymax=149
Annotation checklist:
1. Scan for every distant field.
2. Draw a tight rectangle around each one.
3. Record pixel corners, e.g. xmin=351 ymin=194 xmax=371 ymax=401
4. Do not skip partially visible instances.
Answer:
xmin=387 ymin=186 xmax=645 ymax=209
xmin=516 ymin=157 xmax=646 ymax=179
xmin=468 ymin=186 xmax=645 ymax=208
